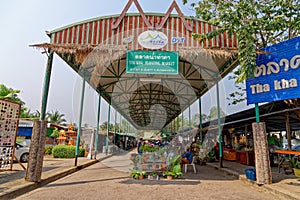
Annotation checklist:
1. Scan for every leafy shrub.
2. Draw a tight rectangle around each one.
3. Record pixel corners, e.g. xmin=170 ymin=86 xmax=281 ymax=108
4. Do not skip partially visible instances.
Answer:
xmin=130 ymin=170 xmax=146 ymax=179
xmin=45 ymin=146 xmax=54 ymax=155
xmin=52 ymin=145 xmax=85 ymax=158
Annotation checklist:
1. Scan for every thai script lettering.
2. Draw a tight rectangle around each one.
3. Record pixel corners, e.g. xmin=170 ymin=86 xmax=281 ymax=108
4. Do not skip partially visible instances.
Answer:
xmin=254 ymin=55 xmax=300 ymax=77
xmin=134 ymin=55 xmax=171 ymax=60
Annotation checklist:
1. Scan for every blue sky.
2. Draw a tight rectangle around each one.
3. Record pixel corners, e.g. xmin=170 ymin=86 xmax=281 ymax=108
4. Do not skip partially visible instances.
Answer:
xmin=0 ymin=0 xmax=250 ymax=128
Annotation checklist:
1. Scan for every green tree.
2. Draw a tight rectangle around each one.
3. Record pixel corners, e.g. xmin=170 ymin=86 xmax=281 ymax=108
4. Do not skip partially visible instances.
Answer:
xmin=183 ymin=0 xmax=300 ymax=82
xmin=192 ymin=113 xmax=208 ymax=127
xmin=46 ymin=110 xmax=67 ymax=125
xmin=208 ymin=106 xmax=226 ymax=121
xmin=19 ymin=109 xmax=40 ymax=120
xmin=0 ymin=83 xmax=31 ymax=118
xmin=0 ymin=84 xmax=24 ymax=105
xmin=50 ymin=128 xmax=60 ymax=139
xmin=100 ymin=121 xmax=114 ymax=131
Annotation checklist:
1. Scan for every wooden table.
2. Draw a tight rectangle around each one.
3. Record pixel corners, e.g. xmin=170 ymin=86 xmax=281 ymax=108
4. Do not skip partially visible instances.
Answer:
xmin=274 ymin=150 xmax=300 ymax=155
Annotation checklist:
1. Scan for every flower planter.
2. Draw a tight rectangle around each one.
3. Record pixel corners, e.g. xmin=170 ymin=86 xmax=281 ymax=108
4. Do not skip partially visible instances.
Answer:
xmin=148 ymin=175 xmax=159 ymax=180
xmin=138 ymin=175 xmax=144 ymax=180
xmin=167 ymin=175 xmax=173 ymax=180
xmin=141 ymin=164 xmax=147 ymax=170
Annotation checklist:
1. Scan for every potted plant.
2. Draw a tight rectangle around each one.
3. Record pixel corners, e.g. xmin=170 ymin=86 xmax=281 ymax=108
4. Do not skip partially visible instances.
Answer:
xmin=164 ymin=170 xmax=175 ymax=180
xmin=171 ymin=164 xmax=183 ymax=179
xmin=164 ymin=164 xmax=182 ymax=180
xmin=148 ymin=171 xmax=159 ymax=180
xmin=291 ymin=157 xmax=300 ymax=178
xmin=130 ymin=170 xmax=146 ymax=180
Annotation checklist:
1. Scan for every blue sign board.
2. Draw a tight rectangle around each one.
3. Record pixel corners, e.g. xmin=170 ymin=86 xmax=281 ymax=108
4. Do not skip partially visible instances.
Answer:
xmin=246 ymin=36 xmax=300 ymax=105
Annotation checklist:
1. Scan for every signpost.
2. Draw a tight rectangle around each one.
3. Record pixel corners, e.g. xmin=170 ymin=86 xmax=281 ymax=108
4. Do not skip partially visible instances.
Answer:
xmin=246 ymin=36 xmax=300 ymax=104
xmin=245 ymin=36 xmax=300 ymax=185
xmin=126 ymin=50 xmax=179 ymax=75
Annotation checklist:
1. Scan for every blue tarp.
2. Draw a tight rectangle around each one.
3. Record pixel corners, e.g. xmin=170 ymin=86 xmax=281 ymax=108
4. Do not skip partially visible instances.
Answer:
xmin=17 ymin=127 xmax=32 ymax=137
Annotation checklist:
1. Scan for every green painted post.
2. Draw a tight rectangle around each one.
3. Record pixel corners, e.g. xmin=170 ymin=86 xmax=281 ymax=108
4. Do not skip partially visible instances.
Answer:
xmin=106 ymin=104 xmax=111 ymax=155
xmin=188 ymin=106 xmax=191 ymax=130
xmin=199 ymin=98 xmax=203 ymax=143
xmin=255 ymin=103 xmax=260 ymax=122
xmin=75 ymin=78 xmax=85 ymax=166
xmin=120 ymin=115 xmax=125 ymax=149
xmin=94 ymin=94 xmax=101 ymax=159
xmin=182 ymin=112 xmax=184 ymax=133
xmin=176 ymin=117 xmax=178 ymax=132
xmin=126 ymin=121 xmax=129 ymax=149
xmin=114 ymin=110 xmax=117 ymax=146
xmin=40 ymin=51 xmax=54 ymax=121
xmin=216 ymin=81 xmax=223 ymax=168
xmin=173 ymin=119 xmax=175 ymax=133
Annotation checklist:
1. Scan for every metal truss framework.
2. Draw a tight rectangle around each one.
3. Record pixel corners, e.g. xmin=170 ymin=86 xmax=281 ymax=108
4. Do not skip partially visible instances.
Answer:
xmin=56 ymin=51 xmax=237 ymax=130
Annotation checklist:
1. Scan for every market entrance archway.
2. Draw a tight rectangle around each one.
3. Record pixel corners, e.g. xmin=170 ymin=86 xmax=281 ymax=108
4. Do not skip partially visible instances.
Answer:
xmin=35 ymin=0 xmax=237 ymax=129
xmin=31 ymin=0 xmax=238 ymax=179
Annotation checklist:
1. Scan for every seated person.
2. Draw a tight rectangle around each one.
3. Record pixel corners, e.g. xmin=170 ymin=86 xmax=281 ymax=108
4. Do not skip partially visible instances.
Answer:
xmin=137 ymin=138 xmax=143 ymax=155
xmin=180 ymin=148 xmax=193 ymax=169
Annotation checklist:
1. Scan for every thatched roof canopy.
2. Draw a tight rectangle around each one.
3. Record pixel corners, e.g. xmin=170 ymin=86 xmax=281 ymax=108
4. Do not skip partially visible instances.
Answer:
xmin=32 ymin=43 xmax=238 ymax=130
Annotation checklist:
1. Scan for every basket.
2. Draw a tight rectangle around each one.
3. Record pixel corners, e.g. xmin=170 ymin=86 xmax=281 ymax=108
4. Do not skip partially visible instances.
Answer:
xmin=245 ymin=168 xmax=256 ymax=181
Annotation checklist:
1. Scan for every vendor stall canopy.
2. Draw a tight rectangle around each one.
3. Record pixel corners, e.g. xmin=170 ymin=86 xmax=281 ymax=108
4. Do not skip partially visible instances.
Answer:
xmin=33 ymin=0 xmax=238 ymax=130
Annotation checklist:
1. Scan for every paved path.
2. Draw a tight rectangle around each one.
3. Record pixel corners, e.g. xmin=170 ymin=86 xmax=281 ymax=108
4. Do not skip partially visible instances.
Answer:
xmin=101 ymin=150 xmax=133 ymax=172
xmin=206 ymin=160 xmax=300 ymax=200
xmin=13 ymin=151 xmax=287 ymax=200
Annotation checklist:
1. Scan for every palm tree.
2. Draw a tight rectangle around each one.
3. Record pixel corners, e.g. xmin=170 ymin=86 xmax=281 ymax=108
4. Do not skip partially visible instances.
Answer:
xmin=46 ymin=110 xmax=67 ymax=125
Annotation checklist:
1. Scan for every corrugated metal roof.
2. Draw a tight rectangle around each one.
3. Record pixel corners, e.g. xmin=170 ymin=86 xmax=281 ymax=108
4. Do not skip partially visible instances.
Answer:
xmin=18 ymin=120 xmax=34 ymax=128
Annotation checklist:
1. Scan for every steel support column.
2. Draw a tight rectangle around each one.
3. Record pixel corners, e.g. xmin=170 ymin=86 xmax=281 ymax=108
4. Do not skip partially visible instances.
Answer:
xmin=182 ymin=112 xmax=184 ymax=132
xmin=176 ymin=117 xmax=179 ymax=133
xmin=255 ymin=103 xmax=260 ymax=122
xmin=40 ymin=51 xmax=54 ymax=120
xmin=75 ymin=78 xmax=85 ymax=166
xmin=114 ymin=110 xmax=117 ymax=146
xmin=94 ymin=94 xmax=101 ymax=159
xmin=188 ymin=106 xmax=191 ymax=130
xmin=199 ymin=98 xmax=203 ymax=143
xmin=216 ymin=81 xmax=223 ymax=168
xmin=106 ymin=104 xmax=111 ymax=155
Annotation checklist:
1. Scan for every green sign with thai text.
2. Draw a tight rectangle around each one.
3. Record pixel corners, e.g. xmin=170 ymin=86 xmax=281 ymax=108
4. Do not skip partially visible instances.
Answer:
xmin=126 ymin=50 xmax=179 ymax=75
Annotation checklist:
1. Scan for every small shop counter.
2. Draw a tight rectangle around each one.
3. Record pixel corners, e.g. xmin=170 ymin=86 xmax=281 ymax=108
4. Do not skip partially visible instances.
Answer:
xmin=236 ymin=150 xmax=255 ymax=166
xmin=223 ymin=148 xmax=236 ymax=161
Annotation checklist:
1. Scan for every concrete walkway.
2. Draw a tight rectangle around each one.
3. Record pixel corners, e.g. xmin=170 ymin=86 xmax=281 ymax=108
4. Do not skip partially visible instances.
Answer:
xmin=206 ymin=160 xmax=300 ymax=200
xmin=0 ymin=151 xmax=299 ymax=200
xmin=0 ymin=153 xmax=111 ymax=200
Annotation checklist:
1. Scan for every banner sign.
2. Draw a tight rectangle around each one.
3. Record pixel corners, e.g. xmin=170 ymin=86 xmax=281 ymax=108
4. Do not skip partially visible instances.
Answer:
xmin=126 ymin=50 xmax=179 ymax=75
xmin=246 ymin=36 xmax=300 ymax=104
xmin=0 ymin=99 xmax=20 ymax=170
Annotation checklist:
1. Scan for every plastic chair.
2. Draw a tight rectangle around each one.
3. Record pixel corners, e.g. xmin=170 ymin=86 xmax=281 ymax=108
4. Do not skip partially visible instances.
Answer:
xmin=184 ymin=157 xmax=197 ymax=173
